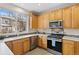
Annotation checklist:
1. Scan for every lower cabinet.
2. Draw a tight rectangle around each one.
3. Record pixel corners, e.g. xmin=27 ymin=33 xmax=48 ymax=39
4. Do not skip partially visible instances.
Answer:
xmin=74 ymin=41 xmax=79 ymax=55
xmin=41 ymin=36 xmax=47 ymax=49
xmin=12 ymin=39 xmax=23 ymax=55
xmin=38 ymin=36 xmax=42 ymax=47
xmin=38 ymin=35 xmax=47 ymax=49
xmin=62 ymin=39 xmax=74 ymax=55
xmin=22 ymin=38 xmax=30 ymax=54
xmin=62 ymin=39 xmax=79 ymax=55
xmin=5 ymin=37 xmax=30 ymax=55
xmin=5 ymin=41 xmax=13 ymax=51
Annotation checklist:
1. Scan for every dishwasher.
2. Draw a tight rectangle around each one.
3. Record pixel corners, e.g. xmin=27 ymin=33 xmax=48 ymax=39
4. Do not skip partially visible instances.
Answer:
xmin=30 ymin=36 xmax=38 ymax=50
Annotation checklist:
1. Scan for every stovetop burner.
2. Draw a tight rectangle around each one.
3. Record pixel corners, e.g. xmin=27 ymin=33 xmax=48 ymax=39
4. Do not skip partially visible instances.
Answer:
xmin=47 ymin=34 xmax=64 ymax=39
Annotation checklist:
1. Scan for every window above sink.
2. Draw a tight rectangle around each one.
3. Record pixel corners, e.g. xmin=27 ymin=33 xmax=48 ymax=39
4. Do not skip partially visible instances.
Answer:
xmin=0 ymin=8 xmax=30 ymax=36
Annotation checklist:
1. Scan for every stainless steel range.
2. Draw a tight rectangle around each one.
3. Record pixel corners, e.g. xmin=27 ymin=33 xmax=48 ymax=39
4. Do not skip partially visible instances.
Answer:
xmin=48 ymin=20 xmax=64 ymax=55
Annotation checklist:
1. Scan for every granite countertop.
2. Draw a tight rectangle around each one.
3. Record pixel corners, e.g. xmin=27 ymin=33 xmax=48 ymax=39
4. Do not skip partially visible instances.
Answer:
xmin=1 ymin=31 xmax=79 ymax=42
xmin=63 ymin=33 xmax=79 ymax=41
xmin=0 ymin=32 xmax=48 ymax=55
xmin=0 ymin=32 xmax=49 ymax=43
xmin=63 ymin=36 xmax=79 ymax=41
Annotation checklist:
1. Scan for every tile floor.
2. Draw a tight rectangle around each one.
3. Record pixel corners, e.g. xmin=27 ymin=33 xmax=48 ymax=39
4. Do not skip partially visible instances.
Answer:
xmin=25 ymin=48 xmax=53 ymax=55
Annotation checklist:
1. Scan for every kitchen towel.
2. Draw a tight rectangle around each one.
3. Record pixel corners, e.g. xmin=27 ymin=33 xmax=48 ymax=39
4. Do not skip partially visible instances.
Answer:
xmin=52 ymin=38 xmax=56 ymax=47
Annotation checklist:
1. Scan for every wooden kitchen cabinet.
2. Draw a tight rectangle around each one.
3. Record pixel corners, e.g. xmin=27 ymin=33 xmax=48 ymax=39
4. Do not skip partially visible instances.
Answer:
xmin=72 ymin=4 xmax=79 ymax=28
xmin=41 ymin=36 xmax=47 ymax=49
xmin=38 ymin=14 xmax=44 ymax=29
xmin=38 ymin=35 xmax=47 ymax=49
xmin=62 ymin=39 xmax=79 ymax=55
xmin=49 ymin=11 xmax=55 ymax=20
xmin=12 ymin=39 xmax=23 ymax=55
xmin=54 ymin=9 xmax=63 ymax=20
xmin=62 ymin=39 xmax=75 ymax=55
xmin=38 ymin=12 xmax=49 ymax=29
xmin=31 ymin=14 xmax=38 ymax=29
xmin=38 ymin=36 xmax=42 ymax=47
xmin=5 ymin=38 xmax=30 ymax=55
xmin=43 ymin=12 xmax=49 ymax=29
xmin=63 ymin=4 xmax=79 ymax=29
xmin=22 ymin=38 xmax=30 ymax=54
xmin=63 ymin=7 xmax=72 ymax=28
xmin=74 ymin=41 xmax=79 ymax=55
xmin=5 ymin=41 xmax=13 ymax=51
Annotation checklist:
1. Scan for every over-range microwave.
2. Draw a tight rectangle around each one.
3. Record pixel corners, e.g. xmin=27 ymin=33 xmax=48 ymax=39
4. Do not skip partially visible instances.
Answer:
xmin=49 ymin=20 xmax=63 ymax=29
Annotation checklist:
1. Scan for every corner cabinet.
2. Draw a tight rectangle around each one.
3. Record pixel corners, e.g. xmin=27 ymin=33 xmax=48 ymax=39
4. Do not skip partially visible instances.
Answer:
xmin=38 ymin=35 xmax=47 ymax=49
xmin=62 ymin=39 xmax=79 ymax=55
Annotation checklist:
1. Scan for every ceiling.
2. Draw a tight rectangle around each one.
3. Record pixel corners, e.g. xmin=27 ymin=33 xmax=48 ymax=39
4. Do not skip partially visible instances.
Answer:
xmin=13 ymin=3 xmax=74 ymax=14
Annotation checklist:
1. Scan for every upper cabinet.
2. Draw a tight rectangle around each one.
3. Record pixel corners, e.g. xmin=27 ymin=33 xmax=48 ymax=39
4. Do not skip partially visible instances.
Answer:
xmin=54 ymin=9 xmax=63 ymax=20
xmin=31 ymin=14 xmax=38 ymax=29
xmin=38 ymin=12 xmax=49 ymax=29
xmin=49 ymin=9 xmax=63 ymax=20
xmin=63 ymin=7 xmax=72 ymax=28
xmin=43 ymin=12 xmax=49 ymax=29
xmin=38 ymin=14 xmax=44 ymax=29
xmin=72 ymin=4 xmax=79 ymax=28
xmin=38 ymin=4 xmax=79 ymax=29
xmin=63 ymin=4 xmax=79 ymax=29
xmin=49 ymin=11 xmax=55 ymax=20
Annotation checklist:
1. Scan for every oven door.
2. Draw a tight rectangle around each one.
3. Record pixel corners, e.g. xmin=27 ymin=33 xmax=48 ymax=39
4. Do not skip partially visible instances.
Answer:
xmin=47 ymin=37 xmax=62 ymax=53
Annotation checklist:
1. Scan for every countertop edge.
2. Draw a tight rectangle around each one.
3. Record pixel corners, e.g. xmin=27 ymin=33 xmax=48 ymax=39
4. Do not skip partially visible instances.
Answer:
xmin=63 ymin=36 xmax=79 ymax=41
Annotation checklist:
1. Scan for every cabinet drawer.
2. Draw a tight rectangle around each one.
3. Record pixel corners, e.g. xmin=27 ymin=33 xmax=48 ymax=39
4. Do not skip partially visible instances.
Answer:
xmin=63 ymin=39 xmax=74 ymax=45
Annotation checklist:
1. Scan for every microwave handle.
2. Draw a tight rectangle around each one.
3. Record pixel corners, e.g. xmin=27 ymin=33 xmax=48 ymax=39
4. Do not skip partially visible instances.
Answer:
xmin=58 ymin=22 xmax=60 ymax=26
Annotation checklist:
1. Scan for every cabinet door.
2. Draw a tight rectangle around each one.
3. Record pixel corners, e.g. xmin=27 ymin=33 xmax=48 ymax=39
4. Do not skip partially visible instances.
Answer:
xmin=72 ymin=4 xmax=79 ymax=28
xmin=49 ymin=11 xmax=55 ymax=20
xmin=43 ymin=12 xmax=49 ymax=29
xmin=74 ymin=41 xmax=79 ymax=55
xmin=22 ymin=38 xmax=30 ymax=53
xmin=62 ymin=39 xmax=75 ymax=55
xmin=38 ymin=15 xmax=44 ymax=29
xmin=41 ymin=36 xmax=47 ymax=49
xmin=5 ymin=41 xmax=13 ymax=51
xmin=54 ymin=9 xmax=63 ymax=20
xmin=12 ymin=40 xmax=23 ymax=55
xmin=63 ymin=7 xmax=72 ymax=28
xmin=32 ymin=14 xmax=38 ymax=29
xmin=39 ymin=35 xmax=47 ymax=49
xmin=38 ymin=36 xmax=42 ymax=47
